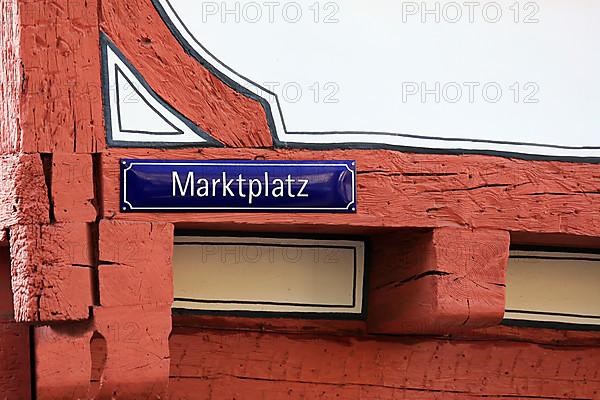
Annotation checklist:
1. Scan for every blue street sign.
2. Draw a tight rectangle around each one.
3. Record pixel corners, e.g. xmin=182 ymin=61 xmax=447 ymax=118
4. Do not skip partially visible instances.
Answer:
xmin=120 ymin=159 xmax=356 ymax=212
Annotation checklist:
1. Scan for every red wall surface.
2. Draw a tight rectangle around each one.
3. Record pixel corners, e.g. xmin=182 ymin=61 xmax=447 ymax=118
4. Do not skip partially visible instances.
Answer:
xmin=0 ymin=247 xmax=31 ymax=399
xmin=167 ymin=317 xmax=600 ymax=400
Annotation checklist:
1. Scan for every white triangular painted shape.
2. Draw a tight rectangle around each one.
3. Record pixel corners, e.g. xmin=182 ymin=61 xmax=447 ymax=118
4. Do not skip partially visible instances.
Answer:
xmin=115 ymin=67 xmax=181 ymax=135
xmin=103 ymin=37 xmax=215 ymax=145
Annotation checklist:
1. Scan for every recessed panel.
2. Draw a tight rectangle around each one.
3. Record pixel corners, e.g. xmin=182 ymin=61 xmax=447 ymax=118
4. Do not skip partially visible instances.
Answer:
xmin=173 ymin=236 xmax=365 ymax=315
xmin=505 ymin=250 xmax=600 ymax=327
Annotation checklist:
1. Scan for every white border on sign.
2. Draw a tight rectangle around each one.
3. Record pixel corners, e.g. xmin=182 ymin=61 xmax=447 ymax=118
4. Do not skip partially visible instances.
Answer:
xmin=121 ymin=160 xmax=356 ymax=211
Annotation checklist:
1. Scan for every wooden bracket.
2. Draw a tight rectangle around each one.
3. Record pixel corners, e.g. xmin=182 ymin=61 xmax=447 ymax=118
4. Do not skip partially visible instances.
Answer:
xmin=368 ymin=227 xmax=509 ymax=335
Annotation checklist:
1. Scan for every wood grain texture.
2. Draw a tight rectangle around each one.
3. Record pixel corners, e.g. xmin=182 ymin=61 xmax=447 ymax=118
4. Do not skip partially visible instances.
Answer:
xmin=169 ymin=326 xmax=600 ymax=400
xmin=17 ymin=0 xmax=104 ymax=153
xmin=0 ymin=248 xmax=30 ymax=399
xmin=51 ymin=154 xmax=97 ymax=222
xmin=368 ymin=228 xmax=508 ymax=334
xmin=172 ymin=315 xmax=600 ymax=347
xmin=35 ymin=304 xmax=171 ymax=399
xmin=0 ymin=247 xmax=14 ymax=323
xmin=0 ymin=322 xmax=31 ymax=399
xmin=98 ymin=219 xmax=174 ymax=307
xmin=102 ymin=148 xmax=600 ymax=237
xmin=100 ymin=0 xmax=273 ymax=148
xmin=91 ymin=304 xmax=171 ymax=399
xmin=37 ymin=265 xmax=93 ymax=322
xmin=9 ymin=223 xmax=94 ymax=322
xmin=0 ymin=0 xmax=21 ymax=153
xmin=34 ymin=322 xmax=94 ymax=400
xmin=0 ymin=154 xmax=50 ymax=230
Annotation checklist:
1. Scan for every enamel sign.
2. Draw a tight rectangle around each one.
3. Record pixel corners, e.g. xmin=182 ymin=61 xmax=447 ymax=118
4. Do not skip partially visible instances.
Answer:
xmin=120 ymin=159 xmax=356 ymax=212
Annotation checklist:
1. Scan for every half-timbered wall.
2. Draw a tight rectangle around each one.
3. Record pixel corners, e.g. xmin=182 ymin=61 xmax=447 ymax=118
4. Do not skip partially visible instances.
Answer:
xmin=0 ymin=0 xmax=598 ymax=398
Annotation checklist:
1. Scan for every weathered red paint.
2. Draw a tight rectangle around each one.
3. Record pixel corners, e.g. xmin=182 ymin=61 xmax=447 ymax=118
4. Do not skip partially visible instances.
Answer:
xmin=34 ymin=322 xmax=94 ymax=399
xmin=368 ymin=228 xmax=508 ymax=334
xmin=171 ymin=314 xmax=600 ymax=347
xmin=0 ymin=248 xmax=31 ymax=399
xmin=0 ymin=322 xmax=31 ymax=399
xmin=0 ymin=0 xmax=599 ymax=398
xmin=51 ymin=154 xmax=97 ymax=223
xmin=0 ymin=154 xmax=49 ymax=230
xmin=168 ymin=324 xmax=600 ymax=400
xmin=35 ymin=304 xmax=171 ymax=399
xmin=98 ymin=220 xmax=174 ymax=307
xmin=10 ymin=223 xmax=94 ymax=322
xmin=0 ymin=0 xmax=21 ymax=154
xmin=100 ymin=0 xmax=273 ymax=148
xmin=101 ymin=148 xmax=600 ymax=238
xmin=18 ymin=0 xmax=105 ymax=153
xmin=0 ymin=248 xmax=14 ymax=323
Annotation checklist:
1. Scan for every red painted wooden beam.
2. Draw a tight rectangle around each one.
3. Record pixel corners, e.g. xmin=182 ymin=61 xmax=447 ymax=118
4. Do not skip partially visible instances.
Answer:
xmin=368 ymin=227 xmax=509 ymax=334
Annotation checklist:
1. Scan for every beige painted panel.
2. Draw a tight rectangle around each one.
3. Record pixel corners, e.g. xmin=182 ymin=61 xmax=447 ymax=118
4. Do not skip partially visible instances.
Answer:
xmin=173 ymin=236 xmax=365 ymax=314
xmin=505 ymin=251 xmax=600 ymax=326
